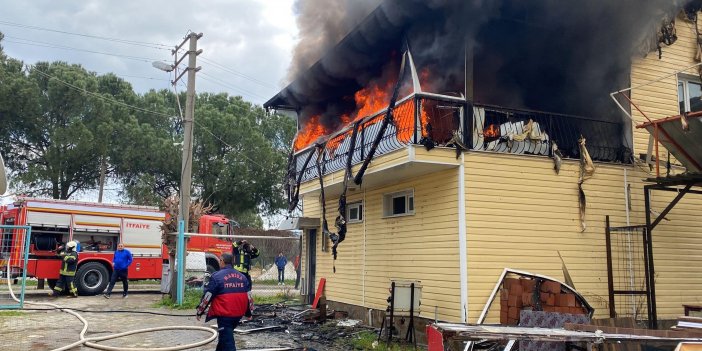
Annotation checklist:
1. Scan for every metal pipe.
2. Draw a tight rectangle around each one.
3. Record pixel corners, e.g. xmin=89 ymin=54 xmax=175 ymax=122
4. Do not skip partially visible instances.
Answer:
xmin=176 ymin=220 xmax=185 ymax=305
xmin=604 ymin=216 xmax=616 ymax=318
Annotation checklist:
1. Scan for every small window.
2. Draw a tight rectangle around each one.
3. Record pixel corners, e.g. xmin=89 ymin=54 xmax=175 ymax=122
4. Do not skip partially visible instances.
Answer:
xmin=383 ymin=190 xmax=415 ymax=217
xmin=347 ymin=202 xmax=363 ymax=223
xmin=678 ymin=76 xmax=702 ymax=114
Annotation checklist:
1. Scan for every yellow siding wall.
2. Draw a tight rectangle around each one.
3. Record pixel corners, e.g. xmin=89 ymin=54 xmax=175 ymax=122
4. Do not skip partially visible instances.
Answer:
xmin=630 ymin=13 xmax=702 ymax=318
xmin=630 ymin=13 xmax=699 ymax=155
xmin=298 ymin=13 xmax=702 ymax=325
xmin=301 ymin=168 xmax=464 ymax=322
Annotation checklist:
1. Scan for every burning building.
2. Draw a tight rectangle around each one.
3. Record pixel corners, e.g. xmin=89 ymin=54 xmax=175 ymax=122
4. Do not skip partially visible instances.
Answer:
xmin=267 ymin=0 xmax=702 ymax=340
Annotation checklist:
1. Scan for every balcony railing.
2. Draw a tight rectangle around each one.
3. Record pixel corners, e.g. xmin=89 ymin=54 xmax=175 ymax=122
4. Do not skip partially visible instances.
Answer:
xmin=287 ymin=95 xmax=632 ymax=191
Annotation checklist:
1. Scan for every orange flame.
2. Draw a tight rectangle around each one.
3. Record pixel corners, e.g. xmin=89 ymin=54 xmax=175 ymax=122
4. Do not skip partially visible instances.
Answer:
xmin=484 ymin=124 xmax=500 ymax=141
xmin=293 ymin=67 xmax=434 ymax=152
xmin=294 ymin=115 xmax=325 ymax=151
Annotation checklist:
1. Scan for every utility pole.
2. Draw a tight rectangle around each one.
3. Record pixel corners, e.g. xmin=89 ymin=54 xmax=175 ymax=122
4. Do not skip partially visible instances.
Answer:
xmin=171 ymin=32 xmax=202 ymax=230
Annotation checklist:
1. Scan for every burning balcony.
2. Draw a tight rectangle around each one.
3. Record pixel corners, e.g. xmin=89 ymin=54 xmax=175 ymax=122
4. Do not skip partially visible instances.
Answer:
xmin=285 ymin=97 xmax=631 ymax=193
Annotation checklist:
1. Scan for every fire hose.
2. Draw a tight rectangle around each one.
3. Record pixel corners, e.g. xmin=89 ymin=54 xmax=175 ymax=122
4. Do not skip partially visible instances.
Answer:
xmin=6 ymin=259 xmax=217 ymax=351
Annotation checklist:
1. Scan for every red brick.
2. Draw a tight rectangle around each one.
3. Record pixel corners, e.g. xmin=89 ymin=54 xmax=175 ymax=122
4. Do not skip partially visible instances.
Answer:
xmin=500 ymin=288 xmax=509 ymax=301
xmin=500 ymin=310 xmax=509 ymax=325
xmin=544 ymin=306 xmax=557 ymax=312
xmin=570 ymin=307 xmax=584 ymax=315
xmin=565 ymin=294 xmax=576 ymax=307
xmin=541 ymin=281 xmax=562 ymax=294
xmin=508 ymin=294 xmax=523 ymax=307
xmin=508 ymin=317 xmax=519 ymax=326
xmin=509 ymin=283 xmax=524 ymax=296
xmin=546 ymin=294 xmax=556 ymax=306
xmin=504 ymin=278 xmax=520 ymax=290
xmin=520 ymin=278 xmax=536 ymax=292
xmin=522 ymin=293 xmax=533 ymax=306
xmin=557 ymin=307 xmax=569 ymax=314
xmin=508 ymin=307 xmax=519 ymax=320
xmin=540 ymin=292 xmax=551 ymax=303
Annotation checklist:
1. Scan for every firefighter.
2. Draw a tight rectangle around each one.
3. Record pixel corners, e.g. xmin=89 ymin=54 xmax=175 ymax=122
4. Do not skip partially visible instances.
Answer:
xmin=196 ymin=253 xmax=251 ymax=351
xmin=50 ymin=240 xmax=78 ymax=297
xmin=232 ymin=240 xmax=259 ymax=291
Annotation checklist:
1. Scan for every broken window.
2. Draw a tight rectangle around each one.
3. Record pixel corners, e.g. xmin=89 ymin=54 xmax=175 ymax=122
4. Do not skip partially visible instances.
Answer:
xmin=678 ymin=75 xmax=702 ymax=114
xmin=383 ymin=190 xmax=414 ymax=217
xmin=346 ymin=202 xmax=363 ymax=223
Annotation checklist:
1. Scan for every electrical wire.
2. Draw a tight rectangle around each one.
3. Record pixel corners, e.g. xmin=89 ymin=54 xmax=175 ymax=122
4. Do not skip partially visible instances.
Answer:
xmin=0 ymin=20 xmax=171 ymax=50
xmin=199 ymin=56 xmax=277 ymax=90
xmin=29 ymin=65 xmax=173 ymax=118
xmin=3 ymin=36 xmax=168 ymax=63
xmin=199 ymin=72 xmax=269 ymax=101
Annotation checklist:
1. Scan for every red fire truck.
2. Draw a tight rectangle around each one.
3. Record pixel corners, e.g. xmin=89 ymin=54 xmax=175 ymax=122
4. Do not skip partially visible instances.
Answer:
xmin=0 ymin=197 xmax=235 ymax=295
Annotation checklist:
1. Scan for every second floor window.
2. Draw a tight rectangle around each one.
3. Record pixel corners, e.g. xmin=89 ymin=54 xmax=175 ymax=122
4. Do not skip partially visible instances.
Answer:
xmin=678 ymin=76 xmax=702 ymax=114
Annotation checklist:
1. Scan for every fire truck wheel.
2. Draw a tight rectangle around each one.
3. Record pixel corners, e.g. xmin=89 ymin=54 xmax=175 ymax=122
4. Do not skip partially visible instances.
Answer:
xmin=75 ymin=262 xmax=110 ymax=295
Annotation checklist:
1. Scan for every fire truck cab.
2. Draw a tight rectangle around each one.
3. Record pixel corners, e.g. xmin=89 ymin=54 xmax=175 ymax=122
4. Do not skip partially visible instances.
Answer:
xmin=0 ymin=197 xmax=235 ymax=295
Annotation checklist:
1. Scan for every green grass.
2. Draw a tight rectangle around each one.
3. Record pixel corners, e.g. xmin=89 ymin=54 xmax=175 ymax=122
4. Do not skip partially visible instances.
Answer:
xmin=0 ymin=311 xmax=25 ymax=317
xmin=154 ymin=289 xmax=203 ymax=310
xmin=252 ymin=291 xmax=301 ymax=305
xmin=254 ymin=279 xmax=296 ymax=286
xmin=344 ymin=331 xmax=417 ymax=351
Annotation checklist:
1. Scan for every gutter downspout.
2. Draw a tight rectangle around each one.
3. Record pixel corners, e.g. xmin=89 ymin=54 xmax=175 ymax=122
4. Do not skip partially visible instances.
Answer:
xmin=458 ymin=152 xmax=468 ymax=323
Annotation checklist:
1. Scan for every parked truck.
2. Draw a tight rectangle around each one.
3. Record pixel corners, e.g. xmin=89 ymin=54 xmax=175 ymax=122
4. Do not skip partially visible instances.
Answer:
xmin=0 ymin=197 xmax=234 ymax=295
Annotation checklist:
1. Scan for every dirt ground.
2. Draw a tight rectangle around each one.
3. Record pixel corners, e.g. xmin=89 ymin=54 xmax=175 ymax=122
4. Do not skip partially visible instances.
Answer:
xmin=0 ymin=289 xmax=369 ymax=351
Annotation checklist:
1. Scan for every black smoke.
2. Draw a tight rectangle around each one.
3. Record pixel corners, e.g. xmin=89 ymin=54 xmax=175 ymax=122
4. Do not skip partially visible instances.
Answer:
xmin=281 ymin=0 xmax=685 ymax=134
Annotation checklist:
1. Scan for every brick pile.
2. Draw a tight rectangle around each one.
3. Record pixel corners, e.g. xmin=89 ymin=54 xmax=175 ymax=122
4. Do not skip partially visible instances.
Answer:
xmin=500 ymin=277 xmax=588 ymax=325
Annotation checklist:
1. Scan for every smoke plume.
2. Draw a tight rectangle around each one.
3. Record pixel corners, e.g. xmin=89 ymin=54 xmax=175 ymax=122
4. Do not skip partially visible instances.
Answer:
xmin=283 ymin=0 xmax=686 ymax=137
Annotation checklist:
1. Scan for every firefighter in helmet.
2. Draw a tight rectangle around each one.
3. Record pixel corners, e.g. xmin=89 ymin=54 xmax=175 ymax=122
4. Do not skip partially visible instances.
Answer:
xmin=232 ymin=240 xmax=259 ymax=291
xmin=50 ymin=240 xmax=79 ymax=297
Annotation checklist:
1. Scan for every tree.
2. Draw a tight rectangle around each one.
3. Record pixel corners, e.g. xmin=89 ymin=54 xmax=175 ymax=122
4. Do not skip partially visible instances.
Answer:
xmin=0 ymin=61 xmax=118 ymax=199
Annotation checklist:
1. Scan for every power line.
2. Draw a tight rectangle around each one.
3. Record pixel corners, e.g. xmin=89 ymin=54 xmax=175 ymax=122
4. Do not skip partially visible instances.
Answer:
xmin=4 ymin=37 xmax=167 ymax=63
xmin=199 ymin=71 xmax=268 ymax=101
xmin=199 ymin=56 xmax=278 ymax=90
xmin=29 ymin=64 xmax=173 ymax=118
xmin=0 ymin=20 xmax=171 ymax=50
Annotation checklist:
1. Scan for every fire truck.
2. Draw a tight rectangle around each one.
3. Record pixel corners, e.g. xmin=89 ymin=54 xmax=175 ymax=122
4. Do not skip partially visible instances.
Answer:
xmin=0 ymin=197 xmax=235 ymax=295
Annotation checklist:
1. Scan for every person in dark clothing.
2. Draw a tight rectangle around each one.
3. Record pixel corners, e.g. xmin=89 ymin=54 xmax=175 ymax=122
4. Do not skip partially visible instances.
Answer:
xmin=232 ymin=240 xmax=259 ymax=291
xmin=50 ymin=240 xmax=78 ymax=297
xmin=196 ymin=253 xmax=251 ymax=351
xmin=104 ymin=243 xmax=133 ymax=298
xmin=275 ymin=252 xmax=287 ymax=285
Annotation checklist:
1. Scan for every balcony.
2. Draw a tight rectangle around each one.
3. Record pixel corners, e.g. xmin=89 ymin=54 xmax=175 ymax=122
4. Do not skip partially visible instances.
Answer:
xmin=286 ymin=93 xmax=632 ymax=197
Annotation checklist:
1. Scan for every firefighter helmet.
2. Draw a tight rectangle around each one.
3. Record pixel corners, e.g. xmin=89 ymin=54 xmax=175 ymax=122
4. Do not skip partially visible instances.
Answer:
xmin=66 ymin=241 xmax=77 ymax=250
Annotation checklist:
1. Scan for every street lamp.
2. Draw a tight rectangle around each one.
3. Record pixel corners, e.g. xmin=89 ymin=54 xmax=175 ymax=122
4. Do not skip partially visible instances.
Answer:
xmin=152 ymin=61 xmax=175 ymax=72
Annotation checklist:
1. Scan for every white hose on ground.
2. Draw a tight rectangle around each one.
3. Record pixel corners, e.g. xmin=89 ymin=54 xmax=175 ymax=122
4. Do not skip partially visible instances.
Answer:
xmin=6 ymin=259 xmax=217 ymax=351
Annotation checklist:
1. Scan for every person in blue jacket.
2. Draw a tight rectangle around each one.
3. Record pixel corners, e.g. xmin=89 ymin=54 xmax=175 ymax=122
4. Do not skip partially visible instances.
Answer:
xmin=196 ymin=253 xmax=251 ymax=351
xmin=103 ymin=243 xmax=133 ymax=298
xmin=275 ymin=252 xmax=287 ymax=285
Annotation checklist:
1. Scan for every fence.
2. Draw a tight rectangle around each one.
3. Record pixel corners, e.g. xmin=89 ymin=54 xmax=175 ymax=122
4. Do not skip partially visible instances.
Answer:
xmin=605 ymin=217 xmax=650 ymax=324
xmin=173 ymin=222 xmax=302 ymax=306
xmin=0 ymin=225 xmax=31 ymax=309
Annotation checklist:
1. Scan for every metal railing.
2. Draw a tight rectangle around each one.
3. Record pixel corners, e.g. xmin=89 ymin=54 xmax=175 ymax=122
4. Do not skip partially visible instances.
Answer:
xmin=288 ymin=97 xmax=632 ymax=186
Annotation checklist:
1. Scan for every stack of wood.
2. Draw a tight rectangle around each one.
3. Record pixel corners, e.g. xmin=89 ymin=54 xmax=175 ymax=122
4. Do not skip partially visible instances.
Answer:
xmin=500 ymin=277 xmax=588 ymax=325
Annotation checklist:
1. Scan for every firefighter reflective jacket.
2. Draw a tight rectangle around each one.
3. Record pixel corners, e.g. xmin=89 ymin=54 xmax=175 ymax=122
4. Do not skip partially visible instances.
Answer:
xmin=201 ymin=265 xmax=250 ymax=321
xmin=232 ymin=241 xmax=259 ymax=274
xmin=59 ymin=250 xmax=78 ymax=276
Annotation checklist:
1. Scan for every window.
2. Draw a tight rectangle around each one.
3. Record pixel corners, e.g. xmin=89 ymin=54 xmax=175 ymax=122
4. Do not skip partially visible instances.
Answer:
xmin=383 ymin=190 xmax=415 ymax=217
xmin=347 ymin=202 xmax=363 ymax=223
xmin=678 ymin=76 xmax=702 ymax=114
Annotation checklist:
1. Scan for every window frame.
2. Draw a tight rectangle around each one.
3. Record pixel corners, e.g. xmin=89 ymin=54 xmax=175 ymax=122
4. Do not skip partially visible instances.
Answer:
xmin=677 ymin=74 xmax=702 ymax=114
xmin=346 ymin=201 xmax=364 ymax=224
xmin=382 ymin=189 xmax=415 ymax=218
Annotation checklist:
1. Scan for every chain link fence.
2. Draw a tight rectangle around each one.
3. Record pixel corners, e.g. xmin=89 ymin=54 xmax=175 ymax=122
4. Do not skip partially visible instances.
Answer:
xmin=175 ymin=227 xmax=302 ymax=307
xmin=0 ymin=225 xmax=31 ymax=309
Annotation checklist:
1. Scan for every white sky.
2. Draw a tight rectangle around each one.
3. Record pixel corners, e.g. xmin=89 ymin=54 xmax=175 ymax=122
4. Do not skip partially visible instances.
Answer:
xmin=0 ymin=0 xmax=299 ymax=207
xmin=0 ymin=0 xmax=298 ymax=104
